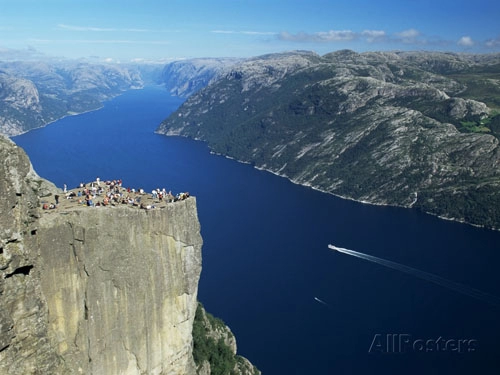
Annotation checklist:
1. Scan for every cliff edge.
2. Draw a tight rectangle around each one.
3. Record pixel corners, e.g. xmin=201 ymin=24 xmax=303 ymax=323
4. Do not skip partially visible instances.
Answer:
xmin=0 ymin=136 xmax=257 ymax=374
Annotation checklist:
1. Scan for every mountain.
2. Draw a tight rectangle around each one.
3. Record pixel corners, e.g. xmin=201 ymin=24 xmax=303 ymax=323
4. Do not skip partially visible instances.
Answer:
xmin=0 ymin=135 xmax=258 ymax=375
xmin=160 ymin=58 xmax=241 ymax=98
xmin=0 ymin=61 xmax=144 ymax=136
xmin=157 ymin=50 xmax=500 ymax=229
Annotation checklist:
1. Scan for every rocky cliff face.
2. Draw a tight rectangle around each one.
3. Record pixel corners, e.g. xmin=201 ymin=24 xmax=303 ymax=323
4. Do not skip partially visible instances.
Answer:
xmin=0 ymin=135 xmax=65 ymax=373
xmin=161 ymin=58 xmax=240 ymax=98
xmin=193 ymin=304 xmax=260 ymax=375
xmin=0 ymin=136 xmax=255 ymax=374
xmin=36 ymin=198 xmax=202 ymax=374
xmin=157 ymin=50 xmax=500 ymax=228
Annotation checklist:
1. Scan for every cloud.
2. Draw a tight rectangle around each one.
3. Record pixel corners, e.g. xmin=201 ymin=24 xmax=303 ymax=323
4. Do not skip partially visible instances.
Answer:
xmin=361 ymin=30 xmax=386 ymax=43
xmin=57 ymin=24 xmax=152 ymax=33
xmin=58 ymin=24 xmax=116 ymax=32
xmin=485 ymin=37 xmax=500 ymax=48
xmin=394 ymin=28 xmax=423 ymax=44
xmin=0 ymin=46 xmax=48 ymax=61
xmin=277 ymin=28 xmax=427 ymax=45
xmin=396 ymin=29 xmax=420 ymax=39
xmin=29 ymin=38 xmax=171 ymax=45
xmin=278 ymin=30 xmax=357 ymax=43
xmin=458 ymin=36 xmax=474 ymax=47
xmin=211 ymin=30 xmax=276 ymax=36
xmin=274 ymin=27 xmax=500 ymax=51
xmin=277 ymin=29 xmax=401 ymax=44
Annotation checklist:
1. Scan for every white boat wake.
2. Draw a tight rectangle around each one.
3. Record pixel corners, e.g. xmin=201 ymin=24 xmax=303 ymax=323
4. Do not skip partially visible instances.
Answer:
xmin=328 ymin=244 xmax=500 ymax=308
xmin=314 ymin=297 xmax=330 ymax=307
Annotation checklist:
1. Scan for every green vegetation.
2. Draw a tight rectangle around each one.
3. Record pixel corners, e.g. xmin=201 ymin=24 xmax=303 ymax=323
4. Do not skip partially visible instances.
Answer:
xmin=447 ymin=68 xmax=500 ymax=109
xmin=415 ymin=183 xmax=500 ymax=230
xmin=192 ymin=303 xmax=239 ymax=375
xmin=159 ymin=51 xmax=500 ymax=229
xmin=457 ymin=111 xmax=500 ymax=135
xmin=459 ymin=120 xmax=491 ymax=133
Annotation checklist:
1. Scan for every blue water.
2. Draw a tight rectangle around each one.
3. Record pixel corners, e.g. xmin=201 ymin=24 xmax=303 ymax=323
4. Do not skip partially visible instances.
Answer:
xmin=13 ymin=87 xmax=500 ymax=375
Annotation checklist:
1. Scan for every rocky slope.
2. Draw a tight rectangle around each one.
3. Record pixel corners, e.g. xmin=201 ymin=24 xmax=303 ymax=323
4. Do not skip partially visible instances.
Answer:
xmin=0 ymin=61 xmax=143 ymax=136
xmin=161 ymin=58 xmax=240 ymax=98
xmin=157 ymin=50 xmax=500 ymax=229
xmin=0 ymin=136 xmax=257 ymax=374
xmin=193 ymin=303 xmax=260 ymax=375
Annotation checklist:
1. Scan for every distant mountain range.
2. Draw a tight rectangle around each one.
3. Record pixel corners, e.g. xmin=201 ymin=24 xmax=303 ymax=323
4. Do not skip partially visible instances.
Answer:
xmin=0 ymin=60 xmax=144 ymax=135
xmin=3 ymin=50 xmax=500 ymax=228
xmin=160 ymin=58 xmax=240 ymax=98
xmin=157 ymin=50 xmax=500 ymax=229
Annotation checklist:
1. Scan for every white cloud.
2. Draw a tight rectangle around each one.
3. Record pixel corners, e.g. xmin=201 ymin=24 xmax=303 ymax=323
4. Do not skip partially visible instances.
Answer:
xmin=486 ymin=37 xmax=500 ymax=48
xmin=458 ymin=36 xmax=474 ymax=47
xmin=28 ymin=38 xmax=171 ymax=45
xmin=58 ymin=24 xmax=115 ymax=32
xmin=277 ymin=28 xmax=427 ymax=45
xmin=274 ymin=26 xmax=500 ymax=51
xmin=317 ymin=30 xmax=357 ymax=42
xmin=211 ymin=30 xmax=276 ymax=36
xmin=394 ymin=28 xmax=423 ymax=44
xmin=361 ymin=30 xmax=386 ymax=43
xmin=278 ymin=30 xmax=357 ymax=43
xmin=58 ymin=24 xmax=151 ymax=33
xmin=0 ymin=46 xmax=48 ymax=60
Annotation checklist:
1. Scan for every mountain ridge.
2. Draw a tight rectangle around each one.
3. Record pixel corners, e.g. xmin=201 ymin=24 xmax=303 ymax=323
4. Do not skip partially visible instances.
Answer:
xmin=0 ymin=61 xmax=144 ymax=136
xmin=157 ymin=50 xmax=500 ymax=229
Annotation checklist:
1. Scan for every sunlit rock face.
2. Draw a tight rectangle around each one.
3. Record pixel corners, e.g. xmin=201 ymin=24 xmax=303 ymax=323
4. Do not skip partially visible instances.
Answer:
xmin=37 ymin=199 xmax=202 ymax=375
xmin=0 ymin=136 xmax=203 ymax=375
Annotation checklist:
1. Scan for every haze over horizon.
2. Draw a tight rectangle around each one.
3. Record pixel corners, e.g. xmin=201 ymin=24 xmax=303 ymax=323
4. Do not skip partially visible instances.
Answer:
xmin=1 ymin=0 xmax=500 ymax=62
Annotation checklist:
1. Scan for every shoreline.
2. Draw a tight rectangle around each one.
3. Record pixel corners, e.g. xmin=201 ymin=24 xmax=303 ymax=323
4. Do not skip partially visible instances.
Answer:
xmin=9 ymin=87 xmax=145 ymax=138
xmin=167 ymin=133 xmax=496 ymax=231
xmin=9 ymin=104 xmax=106 ymax=138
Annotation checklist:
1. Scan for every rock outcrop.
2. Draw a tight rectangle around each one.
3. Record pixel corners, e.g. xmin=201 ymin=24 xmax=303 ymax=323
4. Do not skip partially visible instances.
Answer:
xmin=193 ymin=304 xmax=260 ymax=375
xmin=0 ymin=136 xmax=255 ymax=374
xmin=0 ymin=135 xmax=65 ymax=374
xmin=160 ymin=58 xmax=240 ymax=98
xmin=36 ymin=199 xmax=202 ymax=375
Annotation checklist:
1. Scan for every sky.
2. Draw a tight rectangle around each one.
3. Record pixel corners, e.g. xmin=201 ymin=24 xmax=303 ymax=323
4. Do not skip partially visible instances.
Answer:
xmin=1 ymin=0 xmax=500 ymax=62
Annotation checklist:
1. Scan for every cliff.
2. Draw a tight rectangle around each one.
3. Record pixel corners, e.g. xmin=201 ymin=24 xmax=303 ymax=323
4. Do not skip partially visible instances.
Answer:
xmin=36 ymin=199 xmax=203 ymax=374
xmin=0 ymin=136 xmax=257 ymax=374
xmin=160 ymin=58 xmax=240 ymax=98
xmin=0 ymin=135 xmax=65 ymax=373
xmin=157 ymin=50 xmax=500 ymax=229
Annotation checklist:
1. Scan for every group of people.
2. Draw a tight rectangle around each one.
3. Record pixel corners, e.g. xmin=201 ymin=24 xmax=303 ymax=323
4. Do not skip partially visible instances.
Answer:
xmin=43 ymin=177 xmax=190 ymax=211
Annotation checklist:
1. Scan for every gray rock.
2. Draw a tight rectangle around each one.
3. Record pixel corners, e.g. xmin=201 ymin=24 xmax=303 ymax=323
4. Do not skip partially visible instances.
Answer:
xmin=0 ymin=136 xmax=258 ymax=374
xmin=0 ymin=61 xmax=144 ymax=136
xmin=157 ymin=50 xmax=500 ymax=228
xmin=161 ymin=58 xmax=241 ymax=98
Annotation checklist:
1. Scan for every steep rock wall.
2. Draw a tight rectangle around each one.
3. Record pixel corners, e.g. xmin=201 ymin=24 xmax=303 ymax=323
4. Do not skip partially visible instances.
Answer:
xmin=0 ymin=135 xmax=67 ymax=374
xmin=0 ymin=136 xmax=258 ymax=374
xmin=0 ymin=136 xmax=203 ymax=374
xmin=37 ymin=201 xmax=202 ymax=374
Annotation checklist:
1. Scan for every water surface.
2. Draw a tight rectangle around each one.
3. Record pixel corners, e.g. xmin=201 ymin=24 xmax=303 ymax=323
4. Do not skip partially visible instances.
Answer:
xmin=13 ymin=87 xmax=500 ymax=375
